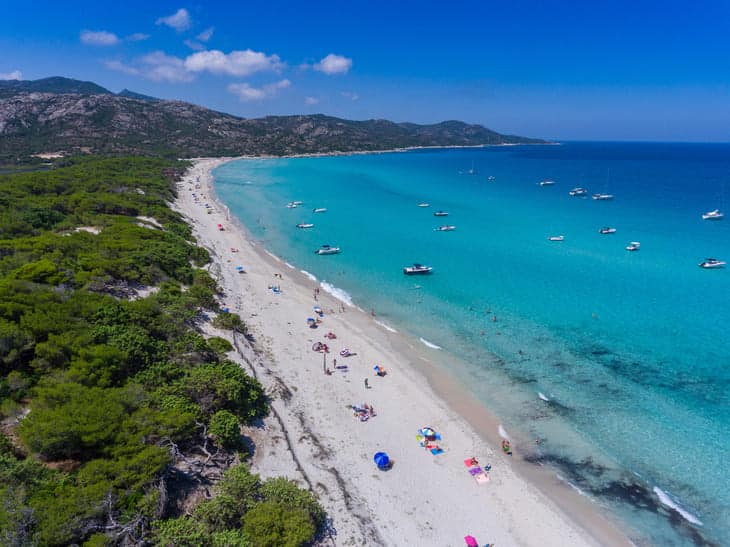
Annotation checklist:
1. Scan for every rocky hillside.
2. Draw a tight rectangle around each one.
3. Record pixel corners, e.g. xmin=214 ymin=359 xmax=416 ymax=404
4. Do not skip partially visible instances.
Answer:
xmin=0 ymin=77 xmax=543 ymax=159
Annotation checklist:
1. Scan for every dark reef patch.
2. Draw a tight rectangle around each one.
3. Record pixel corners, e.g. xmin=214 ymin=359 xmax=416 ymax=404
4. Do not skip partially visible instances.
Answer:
xmin=524 ymin=452 xmax=717 ymax=547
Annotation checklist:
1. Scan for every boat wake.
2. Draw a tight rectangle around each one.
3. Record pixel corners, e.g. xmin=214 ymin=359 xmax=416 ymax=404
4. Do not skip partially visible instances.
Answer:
xmin=320 ymin=281 xmax=353 ymax=307
xmin=653 ymin=487 xmax=703 ymax=526
xmin=300 ymin=270 xmax=317 ymax=282
xmin=419 ymin=337 xmax=442 ymax=349
xmin=375 ymin=320 xmax=398 ymax=333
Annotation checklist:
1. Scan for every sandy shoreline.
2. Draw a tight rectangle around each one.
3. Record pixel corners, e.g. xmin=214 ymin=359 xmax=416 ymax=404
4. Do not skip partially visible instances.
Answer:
xmin=173 ymin=157 xmax=630 ymax=546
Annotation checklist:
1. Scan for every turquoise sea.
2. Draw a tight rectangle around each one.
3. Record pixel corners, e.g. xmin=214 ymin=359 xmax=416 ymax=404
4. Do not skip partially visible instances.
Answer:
xmin=213 ymin=143 xmax=730 ymax=546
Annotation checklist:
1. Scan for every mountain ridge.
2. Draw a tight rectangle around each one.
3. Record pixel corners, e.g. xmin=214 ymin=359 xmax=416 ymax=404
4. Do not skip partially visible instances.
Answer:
xmin=0 ymin=76 xmax=545 ymax=159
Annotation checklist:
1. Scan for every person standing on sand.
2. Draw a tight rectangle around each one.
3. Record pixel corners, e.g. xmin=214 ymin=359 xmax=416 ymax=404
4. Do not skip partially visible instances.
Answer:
xmin=364 ymin=378 xmax=369 ymax=388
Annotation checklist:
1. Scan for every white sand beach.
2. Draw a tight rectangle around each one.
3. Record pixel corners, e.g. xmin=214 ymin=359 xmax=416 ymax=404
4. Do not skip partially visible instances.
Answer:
xmin=174 ymin=158 xmax=631 ymax=547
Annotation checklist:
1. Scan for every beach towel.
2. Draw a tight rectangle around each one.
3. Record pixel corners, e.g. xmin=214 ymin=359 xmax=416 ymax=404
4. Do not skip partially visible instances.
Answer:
xmin=430 ymin=447 xmax=444 ymax=455
xmin=468 ymin=467 xmax=483 ymax=476
xmin=464 ymin=536 xmax=479 ymax=547
xmin=475 ymin=473 xmax=490 ymax=484
xmin=464 ymin=458 xmax=479 ymax=468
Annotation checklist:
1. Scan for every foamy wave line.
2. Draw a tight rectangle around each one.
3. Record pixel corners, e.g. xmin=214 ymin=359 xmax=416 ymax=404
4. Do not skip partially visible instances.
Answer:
xmin=498 ymin=424 xmax=510 ymax=440
xmin=375 ymin=320 xmax=398 ymax=333
xmin=653 ymin=487 xmax=703 ymax=525
xmin=300 ymin=270 xmax=317 ymax=282
xmin=556 ymin=474 xmax=588 ymax=497
xmin=419 ymin=337 xmax=441 ymax=349
xmin=320 ymin=281 xmax=353 ymax=307
xmin=265 ymin=250 xmax=281 ymax=262
xmin=538 ymin=392 xmax=550 ymax=402
xmin=284 ymin=262 xmax=295 ymax=269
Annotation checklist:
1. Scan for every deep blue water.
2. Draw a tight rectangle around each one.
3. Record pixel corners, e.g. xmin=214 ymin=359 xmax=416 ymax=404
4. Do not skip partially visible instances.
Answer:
xmin=213 ymin=142 xmax=730 ymax=546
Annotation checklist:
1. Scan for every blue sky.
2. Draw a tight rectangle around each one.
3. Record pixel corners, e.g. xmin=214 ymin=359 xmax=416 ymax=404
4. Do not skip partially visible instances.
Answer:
xmin=2 ymin=0 xmax=730 ymax=141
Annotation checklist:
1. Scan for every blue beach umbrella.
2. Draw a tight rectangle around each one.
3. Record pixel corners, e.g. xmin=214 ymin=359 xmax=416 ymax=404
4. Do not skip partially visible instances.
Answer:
xmin=373 ymin=452 xmax=390 ymax=469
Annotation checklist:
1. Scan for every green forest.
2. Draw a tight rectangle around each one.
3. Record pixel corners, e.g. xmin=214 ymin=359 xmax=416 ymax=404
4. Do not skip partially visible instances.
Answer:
xmin=0 ymin=157 xmax=324 ymax=546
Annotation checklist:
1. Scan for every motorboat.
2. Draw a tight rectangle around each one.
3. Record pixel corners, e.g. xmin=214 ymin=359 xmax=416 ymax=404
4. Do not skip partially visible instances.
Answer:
xmin=315 ymin=245 xmax=340 ymax=255
xmin=487 ymin=175 xmax=496 ymax=181
xmin=702 ymin=209 xmax=724 ymax=221
xmin=548 ymin=235 xmax=564 ymax=241
xmin=418 ymin=203 xmax=430 ymax=207
xmin=403 ymin=263 xmax=433 ymax=275
xmin=626 ymin=241 xmax=641 ymax=251
xmin=539 ymin=179 xmax=556 ymax=187
xmin=699 ymin=258 xmax=726 ymax=269
xmin=286 ymin=202 xmax=299 ymax=208
xmin=433 ymin=211 xmax=449 ymax=217
xmin=599 ymin=227 xmax=617 ymax=234
xmin=313 ymin=207 xmax=327 ymax=213
xmin=592 ymin=193 xmax=614 ymax=201
xmin=296 ymin=223 xmax=314 ymax=229
xmin=435 ymin=225 xmax=456 ymax=231
xmin=569 ymin=187 xmax=588 ymax=196
xmin=292 ymin=201 xmax=303 ymax=206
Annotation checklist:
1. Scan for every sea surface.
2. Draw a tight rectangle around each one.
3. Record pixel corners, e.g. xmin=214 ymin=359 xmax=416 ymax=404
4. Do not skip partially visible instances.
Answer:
xmin=213 ymin=143 xmax=730 ymax=546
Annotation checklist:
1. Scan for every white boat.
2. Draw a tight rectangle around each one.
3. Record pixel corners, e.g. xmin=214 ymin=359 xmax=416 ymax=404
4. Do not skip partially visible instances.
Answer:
xmin=435 ymin=225 xmax=456 ymax=231
xmin=467 ymin=161 xmax=477 ymax=175
xmin=433 ymin=211 xmax=449 ymax=217
xmin=487 ymin=175 xmax=496 ymax=181
xmin=592 ymin=193 xmax=614 ymax=201
xmin=539 ymin=180 xmax=556 ymax=187
xmin=292 ymin=201 xmax=303 ymax=205
xmin=599 ymin=227 xmax=617 ymax=234
xmin=403 ymin=263 xmax=433 ymax=275
xmin=313 ymin=207 xmax=327 ymax=213
xmin=702 ymin=209 xmax=723 ymax=221
xmin=569 ymin=187 xmax=588 ymax=196
xmin=418 ymin=203 xmax=430 ymax=207
xmin=285 ymin=202 xmax=299 ymax=208
xmin=315 ymin=245 xmax=340 ymax=255
xmin=699 ymin=258 xmax=725 ymax=269
xmin=296 ymin=223 xmax=314 ymax=229
xmin=548 ymin=235 xmax=564 ymax=241
xmin=626 ymin=241 xmax=641 ymax=251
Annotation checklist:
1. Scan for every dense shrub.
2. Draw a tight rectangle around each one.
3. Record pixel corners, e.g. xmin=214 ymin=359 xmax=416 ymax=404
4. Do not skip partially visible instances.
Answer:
xmin=209 ymin=409 xmax=242 ymax=448
xmin=260 ymin=477 xmax=326 ymax=528
xmin=242 ymin=500 xmax=316 ymax=547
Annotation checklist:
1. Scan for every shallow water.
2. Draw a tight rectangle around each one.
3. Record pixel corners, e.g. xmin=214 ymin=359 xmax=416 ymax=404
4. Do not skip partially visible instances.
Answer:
xmin=214 ymin=143 xmax=730 ymax=545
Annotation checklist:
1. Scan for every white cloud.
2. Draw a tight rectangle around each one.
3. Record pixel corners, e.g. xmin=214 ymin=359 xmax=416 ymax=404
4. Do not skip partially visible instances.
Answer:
xmin=185 ymin=49 xmax=283 ymax=77
xmin=314 ymin=53 xmax=352 ymax=75
xmin=0 ymin=70 xmax=22 ymax=80
xmin=228 ymin=79 xmax=291 ymax=102
xmin=127 ymin=33 xmax=150 ymax=42
xmin=141 ymin=51 xmax=193 ymax=82
xmin=305 ymin=96 xmax=319 ymax=105
xmin=156 ymin=8 xmax=191 ymax=32
xmin=197 ymin=27 xmax=214 ymax=42
xmin=104 ymin=60 xmax=140 ymax=76
xmin=80 ymin=30 xmax=120 ymax=46
xmin=184 ymin=39 xmax=205 ymax=51
xmin=341 ymin=91 xmax=359 ymax=101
